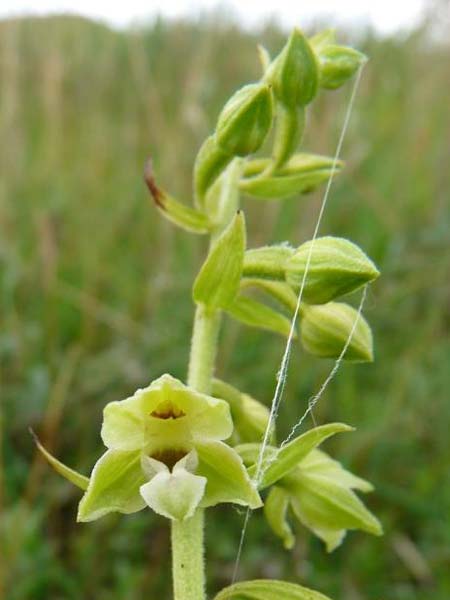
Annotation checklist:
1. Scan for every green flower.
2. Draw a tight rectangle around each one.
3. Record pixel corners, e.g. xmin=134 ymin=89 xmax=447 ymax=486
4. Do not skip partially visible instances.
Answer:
xmin=264 ymin=448 xmax=382 ymax=551
xmin=77 ymin=374 xmax=261 ymax=522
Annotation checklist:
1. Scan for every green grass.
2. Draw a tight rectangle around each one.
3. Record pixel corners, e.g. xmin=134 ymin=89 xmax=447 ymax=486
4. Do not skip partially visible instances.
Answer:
xmin=1 ymin=14 xmax=449 ymax=600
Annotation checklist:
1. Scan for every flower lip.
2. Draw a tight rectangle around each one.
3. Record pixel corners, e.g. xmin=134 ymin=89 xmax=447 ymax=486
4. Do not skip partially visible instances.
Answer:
xmin=150 ymin=448 xmax=188 ymax=470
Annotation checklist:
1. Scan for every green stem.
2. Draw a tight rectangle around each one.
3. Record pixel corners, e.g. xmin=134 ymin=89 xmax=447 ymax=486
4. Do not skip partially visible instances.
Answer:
xmin=171 ymin=300 xmax=221 ymax=600
xmin=173 ymin=149 xmax=238 ymax=600
xmin=171 ymin=509 xmax=205 ymax=600
xmin=187 ymin=304 xmax=221 ymax=394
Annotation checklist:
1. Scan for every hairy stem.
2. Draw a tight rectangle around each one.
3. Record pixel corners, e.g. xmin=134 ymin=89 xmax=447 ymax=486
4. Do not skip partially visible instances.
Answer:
xmin=187 ymin=304 xmax=221 ymax=394
xmin=171 ymin=509 xmax=205 ymax=600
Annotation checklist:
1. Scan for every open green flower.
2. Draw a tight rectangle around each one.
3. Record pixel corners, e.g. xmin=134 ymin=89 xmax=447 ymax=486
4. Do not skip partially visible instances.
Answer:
xmin=264 ymin=448 xmax=382 ymax=552
xmin=77 ymin=374 xmax=261 ymax=522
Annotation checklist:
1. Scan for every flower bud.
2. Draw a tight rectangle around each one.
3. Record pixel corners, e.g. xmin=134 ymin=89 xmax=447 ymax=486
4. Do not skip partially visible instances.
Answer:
xmin=285 ymin=236 xmax=379 ymax=304
xmin=266 ymin=28 xmax=319 ymax=108
xmin=300 ymin=302 xmax=373 ymax=362
xmin=216 ymin=83 xmax=273 ymax=157
xmin=316 ymin=45 xmax=367 ymax=90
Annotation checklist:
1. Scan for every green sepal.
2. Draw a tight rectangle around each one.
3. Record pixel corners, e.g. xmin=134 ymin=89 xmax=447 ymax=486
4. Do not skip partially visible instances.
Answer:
xmin=193 ymin=212 xmax=246 ymax=310
xmin=266 ymin=28 xmax=319 ymax=108
xmin=272 ymin=104 xmax=305 ymax=169
xmin=264 ymin=449 xmax=377 ymax=552
xmin=317 ymin=45 xmax=367 ymax=90
xmin=302 ymin=449 xmax=373 ymax=493
xmin=77 ymin=449 xmax=146 ymax=522
xmin=288 ymin=473 xmax=382 ymax=540
xmin=285 ymin=236 xmax=379 ymax=304
xmin=264 ymin=486 xmax=295 ymax=549
xmin=249 ymin=423 xmax=353 ymax=489
xmin=243 ymin=245 xmax=294 ymax=281
xmin=226 ymin=294 xmax=293 ymax=338
xmin=212 ymin=378 xmax=271 ymax=444
xmin=214 ymin=579 xmax=332 ymax=600
xmin=300 ymin=302 xmax=373 ymax=362
xmin=194 ymin=135 xmax=233 ymax=206
xmin=196 ymin=440 xmax=262 ymax=509
xmin=30 ymin=429 xmax=89 ymax=491
xmin=216 ymin=83 xmax=273 ymax=157
xmin=144 ymin=159 xmax=211 ymax=233
xmin=240 ymin=154 xmax=343 ymax=199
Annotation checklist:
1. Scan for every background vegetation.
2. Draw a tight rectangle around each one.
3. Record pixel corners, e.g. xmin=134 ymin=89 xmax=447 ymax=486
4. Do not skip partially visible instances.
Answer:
xmin=1 ymin=11 xmax=449 ymax=600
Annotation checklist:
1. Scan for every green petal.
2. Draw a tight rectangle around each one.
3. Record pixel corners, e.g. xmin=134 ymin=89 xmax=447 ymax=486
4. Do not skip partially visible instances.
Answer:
xmin=214 ymin=579 xmax=332 ymax=600
xmin=77 ymin=450 xmax=146 ymax=522
xmin=101 ymin=374 xmax=233 ymax=452
xmin=196 ymin=440 xmax=262 ymax=509
xmin=264 ymin=486 xmax=295 ymax=549
xmin=249 ymin=423 xmax=353 ymax=489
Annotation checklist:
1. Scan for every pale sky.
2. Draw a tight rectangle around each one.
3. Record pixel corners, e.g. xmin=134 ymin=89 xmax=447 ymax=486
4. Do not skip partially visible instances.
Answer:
xmin=0 ymin=0 xmax=429 ymax=33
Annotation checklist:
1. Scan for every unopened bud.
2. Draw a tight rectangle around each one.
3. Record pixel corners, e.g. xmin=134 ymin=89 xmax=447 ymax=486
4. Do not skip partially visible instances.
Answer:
xmin=285 ymin=236 xmax=379 ymax=304
xmin=266 ymin=28 xmax=319 ymax=108
xmin=317 ymin=45 xmax=367 ymax=90
xmin=300 ymin=302 xmax=373 ymax=362
xmin=216 ymin=83 xmax=273 ymax=157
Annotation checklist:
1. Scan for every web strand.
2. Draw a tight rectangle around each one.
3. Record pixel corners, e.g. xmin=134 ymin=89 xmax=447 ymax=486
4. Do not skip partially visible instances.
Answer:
xmin=231 ymin=65 xmax=365 ymax=583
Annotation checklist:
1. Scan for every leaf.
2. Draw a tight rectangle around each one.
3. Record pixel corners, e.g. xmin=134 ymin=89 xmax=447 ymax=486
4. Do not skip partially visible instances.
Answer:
xmin=193 ymin=212 xmax=246 ymax=310
xmin=77 ymin=449 xmax=146 ymax=522
xmin=214 ymin=579 xmax=332 ymax=600
xmin=226 ymin=294 xmax=293 ymax=337
xmin=248 ymin=423 xmax=353 ymax=489
xmin=30 ymin=429 xmax=89 ymax=491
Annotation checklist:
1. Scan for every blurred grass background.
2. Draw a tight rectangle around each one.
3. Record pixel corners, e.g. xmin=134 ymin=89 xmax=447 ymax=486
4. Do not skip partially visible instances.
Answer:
xmin=1 ymin=11 xmax=449 ymax=600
